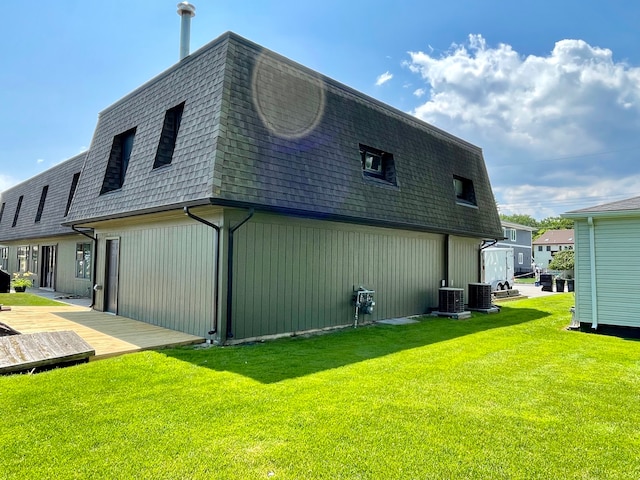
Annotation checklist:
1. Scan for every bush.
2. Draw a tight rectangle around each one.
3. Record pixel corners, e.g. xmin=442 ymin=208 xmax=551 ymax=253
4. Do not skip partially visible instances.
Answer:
xmin=548 ymin=250 xmax=574 ymax=273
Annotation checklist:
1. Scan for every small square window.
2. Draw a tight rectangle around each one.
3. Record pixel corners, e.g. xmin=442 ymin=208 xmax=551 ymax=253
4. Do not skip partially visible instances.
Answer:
xmin=538 ymin=246 xmax=542 ymax=252
xmin=453 ymin=176 xmax=476 ymax=206
xmin=546 ymin=246 xmax=551 ymax=251
xmin=359 ymin=145 xmax=397 ymax=185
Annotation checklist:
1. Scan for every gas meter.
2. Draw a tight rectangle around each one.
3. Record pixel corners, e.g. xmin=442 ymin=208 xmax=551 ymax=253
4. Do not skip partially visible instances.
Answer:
xmin=352 ymin=286 xmax=375 ymax=326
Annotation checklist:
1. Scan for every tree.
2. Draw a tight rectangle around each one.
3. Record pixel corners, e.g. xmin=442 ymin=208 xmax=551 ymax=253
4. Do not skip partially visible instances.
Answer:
xmin=499 ymin=214 xmax=539 ymax=228
xmin=538 ymin=216 xmax=574 ymax=231
xmin=548 ymin=250 xmax=574 ymax=273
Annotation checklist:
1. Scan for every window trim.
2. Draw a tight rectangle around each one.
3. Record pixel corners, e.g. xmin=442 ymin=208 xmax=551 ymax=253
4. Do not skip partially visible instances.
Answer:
xmin=75 ymin=242 xmax=92 ymax=280
xmin=153 ymin=102 xmax=185 ymax=169
xmin=100 ymin=127 xmax=137 ymax=194
xmin=12 ymin=195 xmax=23 ymax=227
xmin=64 ymin=172 xmax=81 ymax=217
xmin=35 ymin=185 xmax=49 ymax=223
xmin=359 ymin=144 xmax=397 ymax=186
xmin=453 ymin=175 xmax=477 ymax=206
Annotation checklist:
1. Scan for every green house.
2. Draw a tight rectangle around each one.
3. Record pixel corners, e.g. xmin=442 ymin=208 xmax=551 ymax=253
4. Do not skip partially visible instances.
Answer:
xmin=2 ymin=32 xmax=503 ymax=344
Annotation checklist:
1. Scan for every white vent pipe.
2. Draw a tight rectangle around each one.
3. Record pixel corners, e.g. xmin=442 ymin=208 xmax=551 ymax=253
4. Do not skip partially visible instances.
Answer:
xmin=177 ymin=2 xmax=196 ymax=60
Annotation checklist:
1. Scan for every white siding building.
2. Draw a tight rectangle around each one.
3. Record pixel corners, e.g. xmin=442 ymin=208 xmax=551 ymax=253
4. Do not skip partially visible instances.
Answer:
xmin=532 ymin=229 xmax=574 ymax=268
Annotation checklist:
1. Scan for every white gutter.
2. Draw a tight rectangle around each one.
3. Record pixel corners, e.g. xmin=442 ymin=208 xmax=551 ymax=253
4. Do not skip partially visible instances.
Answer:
xmin=588 ymin=216 xmax=598 ymax=329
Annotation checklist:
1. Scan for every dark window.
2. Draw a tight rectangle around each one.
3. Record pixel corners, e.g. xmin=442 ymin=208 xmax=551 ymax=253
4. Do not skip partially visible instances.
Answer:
xmin=0 ymin=202 xmax=5 ymax=223
xmin=453 ymin=176 xmax=476 ymax=206
xmin=546 ymin=246 xmax=551 ymax=251
xmin=76 ymin=243 xmax=92 ymax=279
xmin=100 ymin=128 xmax=137 ymax=194
xmin=65 ymin=172 xmax=81 ymax=217
xmin=153 ymin=102 xmax=185 ymax=169
xmin=0 ymin=246 xmax=7 ymax=271
xmin=35 ymin=185 xmax=49 ymax=223
xmin=538 ymin=246 xmax=542 ymax=252
xmin=359 ymin=144 xmax=397 ymax=185
xmin=12 ymin=196 xmax=23 ymax=227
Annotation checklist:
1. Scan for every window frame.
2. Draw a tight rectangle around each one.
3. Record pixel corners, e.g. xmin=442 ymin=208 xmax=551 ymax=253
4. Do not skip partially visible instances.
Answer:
xmin=359 ymin=144 xmax=397 ymax=186
xmin=75 ymin=242 xmax=92 ymax=280
xmin=0 ymin=247 xmax=8 ymax=271
xmin=453 ymin=175 xmax=477 ymax=206
xmin=12 ymin=195 xmax=23 ymax=227
xmin=518 ymin=252 xmax=524 ymax=265
xmin=64 ymin=172 xmax=81 ymax=217
xmin=100 ymin=127 xmax=137 ymax=194
xmin=153 ymin=102 xmax=185 ymax=169
xmin=35 ymin=185 xmax=49 ymax=223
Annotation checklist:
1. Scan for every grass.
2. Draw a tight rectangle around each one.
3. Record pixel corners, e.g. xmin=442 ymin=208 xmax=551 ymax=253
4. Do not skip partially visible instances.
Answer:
xmin=514 ymin=277 xmax=537 ymax=284
xmin=2 ymin=294 xmax=640 ymax=479
xmin=0 ymin=293 xmax=66 ymax=306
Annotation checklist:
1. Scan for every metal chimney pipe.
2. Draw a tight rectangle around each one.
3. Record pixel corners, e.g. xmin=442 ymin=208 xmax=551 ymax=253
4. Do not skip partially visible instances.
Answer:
xmin=177 ymin=2 xmax=196 ymax=60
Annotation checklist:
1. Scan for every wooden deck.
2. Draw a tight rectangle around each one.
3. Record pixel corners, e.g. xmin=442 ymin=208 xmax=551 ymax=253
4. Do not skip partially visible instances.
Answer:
xmin=0 ymin=306 xmax=205 ymax=360
xmin=1 ymin=330 xmax=95 ymax=374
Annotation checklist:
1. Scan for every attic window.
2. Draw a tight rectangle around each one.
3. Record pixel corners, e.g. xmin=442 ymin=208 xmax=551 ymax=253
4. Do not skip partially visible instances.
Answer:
xmin=100 ymin=127 xmax=137 ymax=194
xmin=153 ymin=102 xmax=185 ymax=169
xmin=0 ymin=202 xmax=4 ymax=224
xmin=12 ymin=195 xmax=23 ymax=227
xmin=64 ymin=172 xmax=81 ymax=217
xmin=360 ymin=144 xmax=396 ymax=185
xmin=35 ymin=185 xmax=49 ymax=223
xmin=453 ymin=176 xmax=476 ymax=206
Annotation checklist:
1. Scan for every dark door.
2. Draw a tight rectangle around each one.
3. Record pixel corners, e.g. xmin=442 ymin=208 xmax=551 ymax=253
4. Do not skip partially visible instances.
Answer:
xmin=40 ymin=245 xmax=57 ymax=290
xmin=105 ymin=239 xmax=120 ymax=314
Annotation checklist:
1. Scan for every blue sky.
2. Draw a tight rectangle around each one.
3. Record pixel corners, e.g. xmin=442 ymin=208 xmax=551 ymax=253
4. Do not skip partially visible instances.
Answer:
xmin=2 ymin=0 xmax=640 ymax=219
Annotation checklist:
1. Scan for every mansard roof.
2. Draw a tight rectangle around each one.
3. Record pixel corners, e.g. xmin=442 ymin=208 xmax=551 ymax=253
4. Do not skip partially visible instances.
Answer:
xmin=0 ymin=153 xmax=86 ymax=242
xmin=64 ymin=31 xmax=502 ymax=240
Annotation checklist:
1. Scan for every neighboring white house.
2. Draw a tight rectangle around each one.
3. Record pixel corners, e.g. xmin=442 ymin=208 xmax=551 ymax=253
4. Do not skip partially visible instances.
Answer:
xmin=563 ymin=196 xmax=640 ymax=331
xmin=497 ymin=221 xmax=535 ymax=276
xmin=532 ymin=229 xmax=574 ymax=268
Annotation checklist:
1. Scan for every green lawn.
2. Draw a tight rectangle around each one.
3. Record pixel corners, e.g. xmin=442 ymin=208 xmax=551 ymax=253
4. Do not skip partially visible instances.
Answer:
xmin=0 ymin=293 xmax=66 ymax=306
xmin=2 ymin=294 xmax=640 ymax=479
xmin=515 ymin=277 xmax=537 ymax=284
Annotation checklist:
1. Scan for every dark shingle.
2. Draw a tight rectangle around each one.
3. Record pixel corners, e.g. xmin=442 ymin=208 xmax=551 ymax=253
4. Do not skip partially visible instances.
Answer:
xmin=0 ymin=153 xmax=86 ymax=242
xmin=61 ymin=32 xmax=501 ymax=239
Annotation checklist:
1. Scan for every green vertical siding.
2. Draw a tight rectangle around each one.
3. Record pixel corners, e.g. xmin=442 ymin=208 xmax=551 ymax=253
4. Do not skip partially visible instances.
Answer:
xmin=53 ymin=239 xmax=93 ymax=296
xmin=448 ymin=236 xmax=481 ymax=301
xmin=231 ymin=213 xmax=446 ymax=339
xmin=2 ymin=236 xmax=92 ymax=296
xmin=94 ymin=214 xmax=217 ymax=337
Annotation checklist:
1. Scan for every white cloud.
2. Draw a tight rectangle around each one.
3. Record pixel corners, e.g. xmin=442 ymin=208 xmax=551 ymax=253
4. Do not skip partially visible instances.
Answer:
xmin=404 ymin=34 xmax=640 ymax=218
xmin=36 ymin=158 xmax=44 ymax=164
xmin=375 ymin=71 xmax=393 ymax=86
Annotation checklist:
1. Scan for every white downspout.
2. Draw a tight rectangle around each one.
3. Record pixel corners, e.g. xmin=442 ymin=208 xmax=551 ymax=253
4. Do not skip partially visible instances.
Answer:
xmin=588 ymin=216 xmax=598 ymax=329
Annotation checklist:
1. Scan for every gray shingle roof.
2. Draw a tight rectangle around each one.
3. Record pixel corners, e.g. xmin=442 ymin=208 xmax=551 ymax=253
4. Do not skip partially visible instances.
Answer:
xmin=0 ymin=153 xmax=86 ymax=242
xmin=65 ymin=32 xmax=502 ymax=239
xmin=565 ymin=195 xmax=640 ymax=216
xmin=532 ymin=229 xmax=574 ymax=245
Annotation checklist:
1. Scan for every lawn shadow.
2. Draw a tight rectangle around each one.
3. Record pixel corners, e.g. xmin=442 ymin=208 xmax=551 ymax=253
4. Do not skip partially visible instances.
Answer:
xmin=163 ymin=305 xmax=550 ymax=384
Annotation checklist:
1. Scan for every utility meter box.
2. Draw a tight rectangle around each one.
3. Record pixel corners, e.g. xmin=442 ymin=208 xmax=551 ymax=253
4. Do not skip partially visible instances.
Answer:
xmin=353 ymin=287 xmax=375 ymax=315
